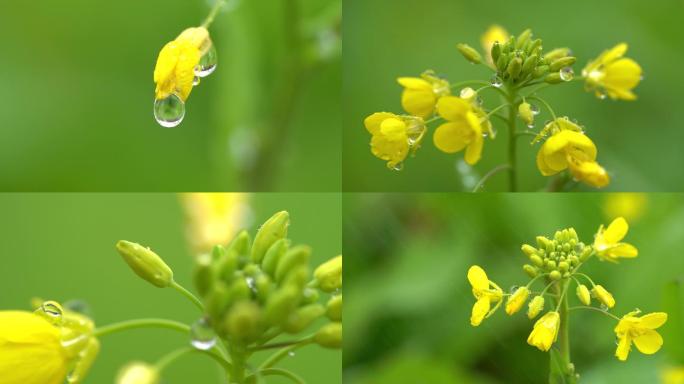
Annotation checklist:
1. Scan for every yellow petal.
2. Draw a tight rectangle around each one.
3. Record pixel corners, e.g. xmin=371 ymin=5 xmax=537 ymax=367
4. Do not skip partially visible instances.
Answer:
xmin=640 ymin=312 xmax=668 ymax=329
xmin=603 ymin=58 xmax=642 ymax=91
xmin=380 ymin=118 xmax=407 ymax=141
xmin=434 ymin=122 xmax=470 ymax=153
xmin=370 ymin=133 xmax=409 ymax=167
xmin=604 ymin=217 xmax=629 ymax=243
xmin=397 ymin=77 xmax=432 ymax=90
xmin=471 ymin=297 xmax=490 ymax=326
xmin=401 ymin=89 xmax=436 ymax=118
xmin=536 ymin=146 xmax=559 ymax=176
xmin=364 ymin=112 xmax=396 ymax=134
xmin=436 ymin=96 xmax=471 ymax=121
xmin=606 ymin=243 xmax=638 ymax=258
xmin=633 ymin=329 xmax=663 ymax=355
xmin=467 ymin=265 xmax=489 ymax=291
xmin=600 ymin=43 xmax=628 ymax=65
xmin=615 ymin=336 xmax=631 ymax=361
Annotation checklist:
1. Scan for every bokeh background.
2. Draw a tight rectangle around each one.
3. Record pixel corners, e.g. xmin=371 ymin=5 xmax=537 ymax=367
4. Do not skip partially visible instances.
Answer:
xmin=0 ymin=193 xmax=341 ymax=383
xmin=344 ymin=193 xmax=684 ymax=383
xmin=343 ymin=0 xmax=684 ymax=192
xmin=0 ymin=0 xmax=341 ymax=191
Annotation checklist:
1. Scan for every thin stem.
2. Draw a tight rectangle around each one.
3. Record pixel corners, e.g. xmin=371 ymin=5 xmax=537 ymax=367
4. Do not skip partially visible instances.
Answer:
xmin=259 ymin=339 xmax=314 ymax=370
xmin=526 ymin=273 xmax=549 ymax=288
xmin=449 ymin=80 xmax=491 ymax=89
xmin=249 ymin=336 xmax=314 ymax=352
xmin=568 ymin=306 xmax=620 ymax=321
xmin=155 ymin=346 xmax=233 ymax=373
xmin=249 ymin=368 xmax=306 ymax=384
xmin=505 ymin=85 xmax=518 ymax=192
xmin=526 ymin=95 xmax=558 ymax=121
xmin=171 ymin=280 xmax=205 ymax=311
xmin=572 ymin=272 xmax=597 ymax=287
xmin=424 ymin=116 xmax=442 ymax=125
xmin=485 ymin=103 xmax=511 ymax=118
xmin=471 ymin=164 xmax=511 ymax=192
xmin=93 ymin=318 xmax=190 ymax=338
xmin=552 ymin=280 xmax=573 ymax=382
xmin=202 ymin=0 xmax=227 ymax=28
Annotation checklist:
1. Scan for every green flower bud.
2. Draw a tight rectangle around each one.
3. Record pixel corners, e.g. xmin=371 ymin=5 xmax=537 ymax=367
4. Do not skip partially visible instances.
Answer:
xmin=314 ymin=322 xmax=342 ymax=349
xmin=545 ymin=72 xmax=563 ymax=84
xmin=523 ymin=264 xmax=538 ymax=278
xmin=116 ymin=240 xmax=173 ymax=288
xmin=532 ymin=65 xmax=549 ymax=78
xmin=215 ymin=246 xmax=238 ymax=282
xmin=530 ymin=254 xmax=544 ymax=267
xmin=262 ymin=238 xmax=289 ymax=277
xmin=518 ymin=102 xmax=534 ymax=126
xmin=516 ymin=29 xmax=532 ymax=50
xmin=313 ymin=255 xmax=342 ymax=293
xmin=546 ymin=260 xmax=556 ymax=269
xmin=580 ymin=246 xmax=593 ymax=261
xmin=228 ymin=230 xmax=251 ymax=256
xmin=576 ymin=284 xmax=591 ymax=305
xmin=549 ymin=270 xmax=562 ymax=280
xmin=206 ymin=281 xmax=230 ymax=322
xmin=302 ymin=287 xmax=320 ymax=305
xmin=284 ymin=304 xmax=325 ymax=334
xmin=496 ymin=52 xmax=509 ymax=72
xmin=568 ymin=228 xmax=578 ymax=241
xmin=521 ymin=244 xmax=537 ymax=257
xmin=568 ymin=255 xmax=579 ymax=265
xmin=544 ymin=47 xmax=571 ymax=61
xmin=558 ymin=261 xmax=569 ymax=272
xmin=255 ymin=274 xmax=272 ymax=303
xmin=227 ymin=276 xmax=251 ymax=304
xmin=536 ymin=236 xmax=551 ymax=249
xmin=527 ymin=39 xmax=542 ymax=55
xmin=522 ymin=54 xmax=538 ymax=75
xmin=252 ymin=211 xmax=290 ymax=264
xmin=326 ymin=295 xmax=342 ymax=321
xmin=527 ymin=295 xmax=545 ymax=319
xmin=549 ymin=56 xmax=576 ymax=71
xmin=275 ymin=245 xmax=311 ymax=283
xmin=491 ymin=41 xmax=502 ymax=63
xmin=193 ymin=253 xmax=214 ymax=297
xmin=282 ymin=265 xmax=310 ymax=290
xmin=224 ymin=301 xmax=263 ymax=343
xmin=456 ymin=43 xmax=482 ymax=64
xmin=507 ymin=57 xmax=522 ymax=79
xmin=265 ymin=286 xmax=300 ymax=325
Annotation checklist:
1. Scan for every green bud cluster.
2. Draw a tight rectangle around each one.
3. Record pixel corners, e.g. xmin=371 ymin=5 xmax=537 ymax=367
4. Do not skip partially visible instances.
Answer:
xmin=193 ymin=211 xmax=341 ymax=348
xmin=489 ymin=29 xmax=575 ymax=86
xmin=521 ymin=227 xmax=592 ymax=280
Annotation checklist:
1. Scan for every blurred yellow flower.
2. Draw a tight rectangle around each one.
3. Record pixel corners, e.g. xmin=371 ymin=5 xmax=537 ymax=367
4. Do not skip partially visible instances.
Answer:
xmin=467 ymin=265 xmax=503 ymax=326
xmin=181 ymin=193 xmax=250 ymax=255
xmin=594 ymin=217 xmax=638 ymax=262
xmin=154 ymin=27 xmax=211 ymax=101
xmin=591 ymin=285 xmax=615 ymax=308
xmin=434 ymin=96 xmax=489 ymax=165
xmin=116 ymin=362 xmax=160 ymax=384
xmin=582 ymin=43 xmax=642 ymax=101
xmin=527 ymin=295 xmax=544 ymax=319
xmin=576 ymin=284 xmax=591 ymax=305
xmin=481 ymin=25 xmax=508 ymax=65
xmin=603 ymin=193 xmax=647 ymax=222
xmin=536 ymin=119 xmax=609 ymax=188
xmin=505 ymin=286 xmax=529 ymax=315
xmin=364 ymin=112 xmax=426 ymax=169
xmin=614 ymin=310 xmax=667 ymax=361
xmin=397 ymin=71 xmax=450 ymax=118
xmin=661 ymin=366 xmax=684 ymax=384
xmin=527 ymin=311 xmax=560 ymax=351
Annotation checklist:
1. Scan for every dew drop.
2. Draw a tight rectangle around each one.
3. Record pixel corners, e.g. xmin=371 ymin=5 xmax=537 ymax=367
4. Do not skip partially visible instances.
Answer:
xmin=154 ymin=94 xmax=185 ymax=128
xmin=193 ymin=76 xmax=201 ymax=86
xmin=530 ymin=103 xmax=540 ymax=115
xmin=509 ymin=285 xmax=520 ymax=294
xmin=527 ymin=123 xmax=534 ymax=129
xmin=595 ymin=89 xmax=607 ymax=100
xmin=490 ymin=74 xmax=503 ymax=88
xmin=391 ymin=162 xmax=404 ymax=171
xmin=288 ymin=351 xmax=296 ymax=357
xmin=195 ymin=45 xmax=218 ymax=77
xmin=559 ymin=67 xmax=574 ymax=81
xmin=600 ymin=304 xmax=609 ymax=311
xmin=245 ymin=276 xmax=257 ymax=294
xmin=190 ymin=318 xmax=217 ymax=351
xmin=35 ymin=301 xmax=64 ymax=325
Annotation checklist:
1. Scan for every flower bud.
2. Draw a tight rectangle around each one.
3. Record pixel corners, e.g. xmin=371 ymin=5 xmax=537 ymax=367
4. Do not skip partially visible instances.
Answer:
xmin=252 ymin=211 xmax=290 ymax=264
xmin=224 ymin=301 xmax=263 ymax=343
xmin=116 ymin=362 xmax=160 ymax=384
xmin=518 ymin=102 xmax=534 ymax=126
xmin=576 ymin=284 xmax=591 ymax=305
xmin=527 ymin=39 xmax=542 ymax=55
xmin=206 ymin=282 xmax=230 ymax=321
xmin=579 ymin=246 xmax=593 ymax=261
xmin=227 ymin=230 xmax=251 ymax=257
xmin=265 ymin=286 xmax=300 ymax=325
xmin=549 ymin=270 xmax=562 ymax=280
xmin=284 ymin=304 xmax=325 ymax=334
xmin=545 ymin=72 xmax=563 ymax=84
xmin=523 ymin=264 xmax=538 ymax=278
xmin=532 ymin=65 xmax=549 ymax=78
xmin=313 ymin=255 xmax=342 ymax=293
xmin=515 ymin=29 xmax=532 ymax=50
xmin=506 ymin=286 xmax=530 ymax=315
xmin=193 ymin=253 xmax=214 ymax=297
xmin=558 ymin=261 xmax=569 ymax=272
xmin=530 ymin=254 xmax=544 ymax=267
xmin=215 ymin=246 xmax=238 ymax=282
xmin=521 ymin=244 xmax=537 ymax=257
xmin=536 ymin=236 xmax=551 ymax=249
xmin=491 ymin=42 xmax=502 ymax=63
xmin=456 ymin=43 xmax=482 ymax=64
xmin=326 ymin=295 xmax=342 ymax=321
xmin=261 ymin=238 xmax=289 ymax=277
xmin=527 ymin=295 xmax=545 ymax=319
xmin=592 ymin=285 xmax=615 ymax=308
xmin=302 ymin=287 xmax=320 ymax=305
xmin=522 ymin=54 xmax=538 ymax=74
xmin=314 ymin=322 xmax=342 ymax=349
xmin=546 ymin=260 xmax=556 ymax=269
xmin=549 ymin=56 xmax=576 ymax=71
xmin=275 ymin=245 xmax=311 ymax=283
xmin=544 ymin=47 xmax=571 ymax=62
xmin=507 ymin=57 xmax=522 ymax=79
xmin=496 ymin=52 xmax=509 ymax=71
xmin=116 ymin=240 xmax=173 ymax=288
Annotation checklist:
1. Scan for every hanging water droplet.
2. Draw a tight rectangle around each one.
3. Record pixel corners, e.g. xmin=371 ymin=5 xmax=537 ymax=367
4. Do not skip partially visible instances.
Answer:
xmin=190 ymin=318 xmax=217 ymax=351
xmin=600 ymin=304 xmax=609 ymax=311
xmin=195 ymin=45 xmax=218 ymax=77
xmin=595 ymin=89 xmax=607 ymax=100
xmin=559 ymin=67 xmax=574 ymax=81
xmin=154 ymin=94 xmax=185 ymax=128
xmin=35 ymin=301 xmax=64 ymax=325
xmin=509 ymin=285 xmax=520 ymax=294
xmin=490 ymin=74 xmax=503 ymax=88
xmin=193 ymin=76 xmax=201 ymax=86
xmin=288 ymin=351 xmax=296 ymax=357
xmin=530 ymin=103 xmax=540 ymax=115
xmin=527 ymin=123 xmax=534 ymax=129
xmin=245 ymin=276 xmax=257 ymax=294
xmin=391 ymin=162 xmax=404 ymax=171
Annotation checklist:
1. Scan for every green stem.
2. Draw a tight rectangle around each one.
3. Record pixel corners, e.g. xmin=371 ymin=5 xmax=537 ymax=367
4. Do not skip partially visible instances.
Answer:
xmin=472 ymin=164 xmax=511 ymax=192
xmin=259 ymin=339 xmax=314 ymax=370
xmin=202 ymin=0 xmax=227 ymax=28
xmin=568 ymin=306 xmax=621 ymax=321
xmin=505 ymin=85 xmax=518 ymax=192
xmin=249 ymin=336 xmax=314 ymax=351
xmin=551 ymin=280 xmax=575 ymax=383
xmin=155 ymin=346 xmax=233 ymax=373
xmin=93 ymin=318 xmax=190 ymax=337
xmin=171 ymin=280 xmax=205 ymax=311
xmin=249 ymin=368 xmax=306 ymax=384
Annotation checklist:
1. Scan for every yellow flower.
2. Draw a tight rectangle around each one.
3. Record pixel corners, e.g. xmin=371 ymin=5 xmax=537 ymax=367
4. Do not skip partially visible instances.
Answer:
xmin=536 ymin=118 xmax=609 ymax=188
xmin=434 ymin=96 xmax=491 ymax=165
xmin=594 ymin=217 xmax=638 ymax=262
xmin=467 ymin=265 xmax=503 ymax=326
xmin=576 ymin=284 xmax=591 ymax=306
xmin=506 ymin=286 xmax=530 ymax=315
xmin=614 ymin=310 xmax=667 ymax=361
xmin=397 ymin=71 xmax=450 ymax=118
xmin=583 ymin=43 xmax=642 ymax=101
xmin=364 ymin=112 xmax=426 ymax=169
xmin=527 ymin=295 xmax=545 ymax=319
xmin=117 ymin=362 xmax=160 ymax=384
xmin=181 ymin=193 xmax=250 ymax=255
xmin=527 ymin=311 xmax=560 ymax=352
xmin=603 ymin=193 xmax=647 ymax=222
xmin=154 ymin=27 xmax=212 ymax=101
xmin=481 ymin=25 xmax=509 ymax=65
xmin=591 ymin=285 xmax=616 ymax=308
xmin=661 ymin=366 xmax=684 ymax=384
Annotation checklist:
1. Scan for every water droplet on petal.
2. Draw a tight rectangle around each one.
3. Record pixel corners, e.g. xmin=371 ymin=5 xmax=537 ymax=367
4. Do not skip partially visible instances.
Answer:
xmin=490 ymin=74 xmax=503 ymax=88
xmin=190 ymin=318 xmax=217 ymax=351
xmin=391 ymin=162 xmax=404 ymax=171
xmin=154 ymin=94 xmax=185 ymax=128
xmin=193 ymin=76 xmax=201 ymax=86
xmin=559 ymin=67 xmax=574 ymax=81
xmin=35 ymin=301 xmax=64 ymax=325
xmin=595 ymin=89 xmax=607 ymax=100
xmin=195 ymin=45 xmax=218 ymax=77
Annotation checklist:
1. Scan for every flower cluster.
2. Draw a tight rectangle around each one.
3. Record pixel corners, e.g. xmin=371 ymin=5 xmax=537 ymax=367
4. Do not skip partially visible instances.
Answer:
xmin=467 ymin=217 xmax=666 ymax=374
xmin=365 ymin=25 xmax=643 ymax=191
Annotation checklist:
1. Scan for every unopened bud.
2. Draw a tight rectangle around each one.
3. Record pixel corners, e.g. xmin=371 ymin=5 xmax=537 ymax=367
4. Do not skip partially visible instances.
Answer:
xmin=544 ymin=47 xmax=571 ymax=62
xmin=527 ymin=295 xmax=545 ymax=319
xmin=518 ymin=102 xmax=534 ymax=126
xmin=275 ymin=245 xmax=311 ymax=283
xmin=252 ymin=211 xmax=290 ymax=264
xmin=284 ymin=304 xmax=325 ymax=333
xmin=116 ymin=241 xmax=173 ymax=288
xmin=314 ymin=322 xmax=342 ymax=349
xmin=576 ymin=284 xmax=591 ymax=305
xmin=592 ymin=285 xmax=615 ymax=308
xmin=507 ymin=57 xmax=522 ymax=79
xmin=225 ymin=301 xmax=263 ymax=343
xmin=545 ymin=72 xmax=563 ymax=84
xmin=457 ymin=43 xmax=482 ymax=64
xmin=549 ymin=56 xmax=576 ymax=71
xmin=523 ymin=264 xmax=538 ymax=278
xmin=521 ymin=244 xmax=537 ymax=257
xmin=313 ymin=255 xmax=342 ymax=293
xmin=549 ymin=270 xmax=562 ymax=280
xmin=326 ymin=295 xmax=342 ymax=321
xmin=116 ymin=362 xmax=159 ymax=384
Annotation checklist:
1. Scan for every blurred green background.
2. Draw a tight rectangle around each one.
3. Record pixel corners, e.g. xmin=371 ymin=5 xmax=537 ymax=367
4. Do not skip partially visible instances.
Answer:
xmin=0 ymin=193 xmax=341 ymax=383
xmin=343 ymin=0 xmax=684 ymax=191
xmin=0 ymin=0 xmax=340 ymax=191
xmin=343 ymin=193 xmax=684 ymax=383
